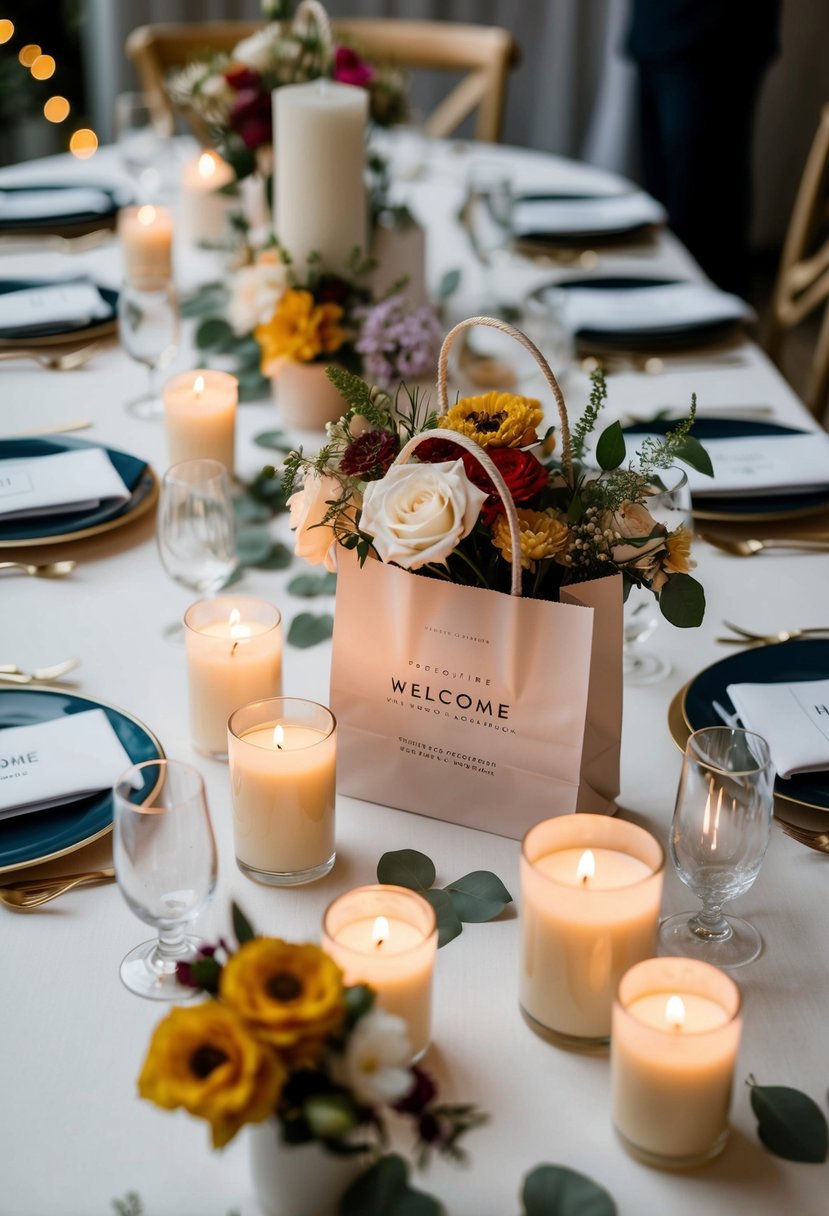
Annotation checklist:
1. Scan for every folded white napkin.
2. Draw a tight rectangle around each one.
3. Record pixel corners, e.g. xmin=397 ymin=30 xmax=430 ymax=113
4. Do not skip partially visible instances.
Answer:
xmin=0 ymin=447 xmax=131 ymax=520
xmin=0 ymin=283 xmax=112 ymax=336
xmin=0 ymin=187 xmax=112 ymax=222
xmin=727 ymin=680 xmax=829 ymax=778
xmin=682 ymin=432 xmax=829 ymax=497
xmin=0 ymin=709 xmax=133 ymax=819
xmin=553 ymin=282 xmax=753 ymax=335
xmin=512 ymin=191 xmax=666 ymax=238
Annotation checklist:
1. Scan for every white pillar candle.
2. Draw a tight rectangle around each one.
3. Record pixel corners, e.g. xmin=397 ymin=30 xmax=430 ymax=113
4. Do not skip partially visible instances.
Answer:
xmin=520 ymin=815 xmax=664 ymax=1047
xmin=274 ymin=80 xmax=368 ymax=275
xmin=119 ymin=204 xmax=174 ymax=287
xmin=180 ymin=149 xmax=235 ymax=245
xmin=163 ymin=370 xmax=238 ymax=472
xmin=323 ymin=885 xmax=438 ymax=1061
xmin=184 ymin=597 xmax=282 ymax=759
xmin=227 ymin=697 xmax=336 ymax=886
xmin=612 ymin=957 xmax=742 ymax=1167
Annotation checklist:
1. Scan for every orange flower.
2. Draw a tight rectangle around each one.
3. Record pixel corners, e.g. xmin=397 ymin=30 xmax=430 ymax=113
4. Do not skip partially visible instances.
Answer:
xmin=255 ymin=289 xmax=346 ymax=372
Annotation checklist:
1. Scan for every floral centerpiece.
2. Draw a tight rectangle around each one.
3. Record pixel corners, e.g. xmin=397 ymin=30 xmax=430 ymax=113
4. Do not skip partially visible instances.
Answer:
xmin=168 ymin=0 xmax=407 ymax=180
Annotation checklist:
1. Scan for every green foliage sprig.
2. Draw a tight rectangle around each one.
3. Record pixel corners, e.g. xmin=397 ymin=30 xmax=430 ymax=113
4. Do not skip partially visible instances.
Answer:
xmin=376 ymin=849 xmax=512 ymax=947
xmin=748 ymin=1075 xmax=829 ymax=1163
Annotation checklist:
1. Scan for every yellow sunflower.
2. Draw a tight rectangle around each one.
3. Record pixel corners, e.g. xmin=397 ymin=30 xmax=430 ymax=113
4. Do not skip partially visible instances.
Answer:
xmin=255 ymin=289 xmax=346 ymax=372
xmin=439 ymin=391 xmax=543 ymax=448
xmin=491 ymin=508 xmax=570 ymax=571
xmin=138 ymin=1003 xmax=284 ymax=1149
xmin=220 ymin=939 xmax=346 ymax=1049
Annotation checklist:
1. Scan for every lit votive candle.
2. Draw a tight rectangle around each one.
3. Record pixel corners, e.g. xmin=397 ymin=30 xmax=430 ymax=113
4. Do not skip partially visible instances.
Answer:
xmin=612 ymin=957 xmax=742 ymax=1168
xmin=228 ymin=697 xmax=336 ymax=886
xmin=119 ymin=203 xmax=173 ymax=287
xmin=180 ymin=149 xmax=235 ymax=245
xmin=323 ymin=885 xmax=438 ymax=1061
xmin=163 ymin=369 xmax=238 ymax=473
xmin=520 ymin=814 xmax=664 ymax=1049
xmin=184 ymin=596 xmax=282 ymax=759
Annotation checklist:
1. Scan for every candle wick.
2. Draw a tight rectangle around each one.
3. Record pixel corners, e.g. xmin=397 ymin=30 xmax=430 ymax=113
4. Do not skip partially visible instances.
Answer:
xmin=231 ymin=641 xmax=238 ymax=657
xmin=374 ymin=938 xmax=384 ymax=950
xmin=276 ymin=741 xmax=283 ymax=751
xmin=580 ymin=874 xmax=589 ymax=886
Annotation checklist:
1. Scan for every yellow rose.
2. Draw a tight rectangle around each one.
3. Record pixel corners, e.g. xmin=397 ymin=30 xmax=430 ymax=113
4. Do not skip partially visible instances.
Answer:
xmin=138 ymin=1003 xmax=284 ymax=1149
xmin=439 ymin=391 xmax=543 ymax=448
xmin=255 ymin=289 xmax=346 ymax=373
xmin=220 ymin=939 xmax=346 ymax=1049
xmin=491 ymin=508 xmax=570 ymax=571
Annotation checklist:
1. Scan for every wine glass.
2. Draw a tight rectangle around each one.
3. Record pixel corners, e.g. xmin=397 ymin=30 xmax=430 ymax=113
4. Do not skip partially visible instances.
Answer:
xmin=462 ymin=162 xmax=513 ymax=309
xmin=659 ymin=727 xmax=775 ymax=968
xmin=623 ymin=467 xmax=691 ymax=686
xmin=119 ymin=281 xmax=179 ymax=419
xmin=114 ymin=91 xmax=175 ymax=201
xmin=157 ymin=459 xmax=240 ymax=642
xmin=113 ymin=759 xmax=218 ymax=1000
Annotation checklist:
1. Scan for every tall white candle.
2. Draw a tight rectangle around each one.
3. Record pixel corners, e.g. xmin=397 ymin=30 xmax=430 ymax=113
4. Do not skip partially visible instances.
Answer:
xmin=184 ymin=596 xmax=282 ymax=759
xmin=323 ymin=885 xmax=438 ymax=1061
xmin=612 ymin=957 xmax=742 ymax=1167
xmin=274 ymin=80 xmax=368 ymax=275
xmin=119 ymin=204 xmax=174 ymax=287
xmin=520 ymin=815 xmax=664 ymax=1046
xmin=180 ymin=149 xmax=235 ymax=245
xmin=228 ymin=698 xmax=336 ymax=885
xmin=163 ymin=369 xmax=237 ymax=472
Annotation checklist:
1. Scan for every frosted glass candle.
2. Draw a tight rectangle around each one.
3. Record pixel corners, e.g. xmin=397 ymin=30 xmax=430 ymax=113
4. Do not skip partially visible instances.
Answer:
xmin=180 ymin=149 xmax=235 ymax=245
xmin=274 ymin=80 xmax=368 ymax=275
xmin=228 ymin=698 xmax=336 ymax=886
xmin=184 ymin=596 xmax=282 ymax=759
xmin=612 ymin=957 xmax=742 ymax=1168
xmin=163 ymin=370 xmax=238 ymax=472
xmin=323 ymin=885 xmax=438 ymax=1061
xmin=520 ymin=815 xmax=664 ymax=1048
xmin=119 ymin=204 xmax=173 ymax=287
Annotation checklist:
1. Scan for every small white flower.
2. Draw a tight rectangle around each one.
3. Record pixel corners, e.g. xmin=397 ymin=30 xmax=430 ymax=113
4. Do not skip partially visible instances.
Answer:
xmin=227 ymin=255 xmax=288 ymax=336
xmin=342 ymin=1010 xmax=413 ymax=1106
xmin=232 ymin=27 xmax=279 ymax=73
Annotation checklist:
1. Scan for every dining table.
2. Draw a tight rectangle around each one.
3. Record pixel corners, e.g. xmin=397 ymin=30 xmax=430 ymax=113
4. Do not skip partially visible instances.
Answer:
xmin=1 ymin=132 xmax=827 ymax=1216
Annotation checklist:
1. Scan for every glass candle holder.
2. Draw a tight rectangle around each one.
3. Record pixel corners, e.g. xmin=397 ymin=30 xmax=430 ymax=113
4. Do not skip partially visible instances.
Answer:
xmin=612 ymin=956 xmax=742 ymax=1169
xmin=322 ymin=885 xmax=438 ymax=1061
xmin=228 ymin=697 xmax=336 ymax=886
xmin=163 ymin=369 xmax=238 ymax=474
xmin=184 ymin=596 xmax=282 ymax=759
xmin=520 ymin=814 xmax=665 ymax=1050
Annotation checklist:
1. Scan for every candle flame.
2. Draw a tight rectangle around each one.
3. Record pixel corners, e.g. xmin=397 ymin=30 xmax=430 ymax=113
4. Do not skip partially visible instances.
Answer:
xmin=273 ymin=724 xmax=284 ymax=751
xmin=372 ymin=915 xmax=390 ymax=948
xmin=576 ymin=849 xmax=595 ymax=885
xmin=228 ymin=607 xmax=251 ymax=642
xmin=198 ymin=151 xmax=217 ymax=179
xmin=666 ymin=995 xmax=686 ymax=1030
xmin=137 ymin=204 xmax=156 ymax=226
xmin=193 ymin=374 xmax=205 ymax=398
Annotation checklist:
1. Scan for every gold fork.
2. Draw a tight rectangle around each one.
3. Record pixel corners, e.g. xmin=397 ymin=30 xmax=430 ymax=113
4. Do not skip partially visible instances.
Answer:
xmin=716 ymin=620 xmax=829 ymax=646
xmin=0 ymin=343 xmax=101 ymax=371
xmin=779 ymin=822 xmax=829 ymax=854
xmin=700 ymin=534 xmax=829 ymax=556
xmin=0 ymin=867 xmax=116 ymax=909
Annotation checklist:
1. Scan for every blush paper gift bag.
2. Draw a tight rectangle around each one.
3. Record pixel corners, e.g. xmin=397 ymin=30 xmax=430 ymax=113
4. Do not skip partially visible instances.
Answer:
xmin=330 ymin=318 xmax=623 ymax=838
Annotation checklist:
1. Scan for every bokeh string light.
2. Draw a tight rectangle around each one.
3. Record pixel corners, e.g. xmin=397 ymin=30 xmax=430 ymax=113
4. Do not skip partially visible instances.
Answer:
xmin=31 ymin=53 xmax=56 ymax=80
xmin=0 ymin=18 xmax=14 ymax=43
xmin=17 ymin=42 xmax=40 ymax=66
xmin=44 ymin=95 xmax=70 ymax=123
xmin=69 ymin=128 xmax=98 ymax=159
xmin=4 ymin=21 xmax=99 ymax=151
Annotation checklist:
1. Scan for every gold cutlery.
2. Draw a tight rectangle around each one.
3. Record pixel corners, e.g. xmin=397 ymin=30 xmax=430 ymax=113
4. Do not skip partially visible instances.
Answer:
xmin=2 ymin=417 xmax=92 ymax=437
xmin=0 ymin=658 xmax=81 ymax=684
xmin=716 ymin=620 xmax=829 ymax=646
xmin=0 ymin=343 xmax=101 ymax=371
xmin=581 ymin=351 xmax=747 ymax=376
xmin=700 ymin=534 xmax=829 ymax=557
xmin=0 ymin=229 xmax=114 ymax=255
xmin=779 ymin=822 xmax=829 ymax=854
xmin=0 ymin=866 xmax=115 ymax=910
xmin=0 ymin=560 xmax=76 ymax=578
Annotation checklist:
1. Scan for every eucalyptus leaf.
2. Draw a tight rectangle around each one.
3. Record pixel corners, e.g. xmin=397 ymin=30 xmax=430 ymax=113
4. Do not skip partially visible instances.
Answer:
xmin=749 ymin=1079 xmax=828 ymax=1163
xmin=234 ymin=336 xmax=264 ymax=368
xmin=522 ymin=1164 xmax=616 ymax=1216
xmin=287 ymin=612 xmax=334 ymax=648
xmin=376 ymin=849 xmax=436 ymax=891
xmin=179 ymin=285 xmax=227 ymax=318
xmin=438 ymin=268 xmax=461 ymax=299
xmin=595 ymin=421 xmax=626 ymax=471
xmin=233 ymin=496 xmax=272 ymax=524
xmin=237 ymin=369 xmax=270 ymax=402
xmin=445 ymin=871 xmax=513 ymax=923
xmin=422 ymin=888 xmax=462 ymax=948
xmin=195 ymin=316 xmax=234 ymax=352
xmin=232 ymin=902 xmax=255 ymax=944
xmin=674 ymin=434 xmax=714 ymax=477
xmin=254 ymin=430 xmax=292 ymax=452
xmin=658 ymin=572 xmax=706 ymax=628
xmin=247 ymin=542 xmax=293 ymax=571
xmin=236 ymin=528 xmax=273 ymax=566
xmin=390 ymin=1188 xmax=443 ymax=1216
xmin=340 ymin=1155 xmax=408 ymax=1216
xmin=288 ymin=571 xmax=338 ymax=597
xmin=343 ymin=983 xmax=375 ymax=1028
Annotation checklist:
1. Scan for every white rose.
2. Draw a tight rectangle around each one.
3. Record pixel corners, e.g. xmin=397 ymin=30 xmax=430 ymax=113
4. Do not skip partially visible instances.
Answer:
xmin=232 ymin=27 xmax=277 ymax=73
xmin=227 ymin=255 xmax=288 ymax=335
xmin=288 ymin=472 xmax=342 ymax=571
xmin=360 ymin=460 xmax=487 ymax=570
xmin=340 ymin=1010 xmax=413 ymax=1106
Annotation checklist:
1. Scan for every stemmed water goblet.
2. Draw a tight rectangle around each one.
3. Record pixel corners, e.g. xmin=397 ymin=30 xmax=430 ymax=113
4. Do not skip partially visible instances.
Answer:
xmin=659 ymin=726 xmax=775 ymax=968
xmin=157 ymin=458 xmax=240 ymax=642
xmin=462 ymin=162 xmax=514 ymax=310
xmin=119 ymin=281 xmax=179 ymax=419
xmin=113 ymin=759 xmax=218 ymax=1000
xmin=114 ymin=91 xmax=176 ymax=201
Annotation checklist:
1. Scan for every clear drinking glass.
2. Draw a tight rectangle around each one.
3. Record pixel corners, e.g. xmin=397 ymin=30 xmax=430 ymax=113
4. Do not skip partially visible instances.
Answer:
xmin=659 ymin=727 xmax=775 ymax=968
xmin=623 ymin=467 xmax=692 ymax=686
xmin=114 ymin=91 xmax=175 ymax=200
xmin=157 ymin=459 xmax=240 ymax=642
xmin=119 ymin=281 xmax=180 ymax=419
xmin=113 ymin=759 xmax=218 ymax=1000
xmin=463 ymin=162 xmax=514 ymax=308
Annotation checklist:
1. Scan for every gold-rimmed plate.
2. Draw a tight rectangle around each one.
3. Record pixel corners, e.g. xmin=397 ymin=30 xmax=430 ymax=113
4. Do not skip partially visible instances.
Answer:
xmin=0 ymin=687 xmax=164 ymax=875
xmin=0 ymin=279 xmax=118 ymax=349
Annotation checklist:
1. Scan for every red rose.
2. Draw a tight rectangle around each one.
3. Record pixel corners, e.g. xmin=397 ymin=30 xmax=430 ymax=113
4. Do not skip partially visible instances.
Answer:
xmin=334 ymin=46 xmax=374 ymax=89
xmin=225 ymin=65 xmax=261 ymax=92
xmin=229 ymin=88 xmax=273 ymax=150
xmin=416 ymin=441 xmax=549 ymax=525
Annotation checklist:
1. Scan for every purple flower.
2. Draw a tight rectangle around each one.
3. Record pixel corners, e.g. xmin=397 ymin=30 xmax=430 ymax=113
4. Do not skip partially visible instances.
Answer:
xmin=356 ymin=294 xmax=443 ymax=392
xmin=334 ymin=46 xmax=374 ymax=89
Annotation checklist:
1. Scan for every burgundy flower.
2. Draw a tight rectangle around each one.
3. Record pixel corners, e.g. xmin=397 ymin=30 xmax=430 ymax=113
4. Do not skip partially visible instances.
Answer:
xmin=316 ymin=275 xmax=352 ymax=306
xmin=393 ymin=1065 xmax=437 ymax=1115
xmin=334 ymin=46 xmax=374 ymax=89
xmin=340 ymin=429 xmax=400 ymax=481
xmin=414 ymin=437 xmax=461 ymax=464
xmin=229 ymin=88 xmax=273 ymax=150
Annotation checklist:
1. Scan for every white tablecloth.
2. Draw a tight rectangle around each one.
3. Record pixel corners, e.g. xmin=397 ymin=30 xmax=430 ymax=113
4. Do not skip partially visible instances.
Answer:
xmin=1 ymin=139 xmax=827 ymax=1216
